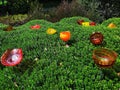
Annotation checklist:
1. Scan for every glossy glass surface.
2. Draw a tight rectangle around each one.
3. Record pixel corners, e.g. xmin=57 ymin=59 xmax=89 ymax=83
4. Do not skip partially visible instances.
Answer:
xmin=92 ymin=48 xmax=118 ymax=68
xmin=1 ymin=49 xmax=23 ymax=66
xmin=90 ymin=32 xmax=103 ymax=45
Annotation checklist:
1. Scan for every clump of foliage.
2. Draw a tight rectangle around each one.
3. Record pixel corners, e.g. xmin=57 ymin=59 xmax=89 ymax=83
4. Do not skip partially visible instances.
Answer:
xmin=1 ymin=0 xmax=120 ymax=23
xmin=28 ymin=0 xmax=46 ymax=20
xmin=28 ymin=0 xmax=102 ymax=22
xmin=50 ymin=0 xmax=103 ymax=22
xmin=77 ymin=0 xmax=103 ymax=22
xmin=50 ymin=0 xmax=86 ymax=22
xmin=0 ymin=16 xmax=120 ymax=89
xmin=0 ymin=23 xmax=7 ymax=28
xmin=0 ymin=14 xmax=29 ymax=26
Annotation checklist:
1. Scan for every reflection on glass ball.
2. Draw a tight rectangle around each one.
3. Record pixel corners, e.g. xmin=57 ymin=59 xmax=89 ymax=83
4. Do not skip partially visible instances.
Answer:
xmin=90 ymin=32 xmax=103 ymax=45
xmin=92 ymin=48 xmax=118 ymax=68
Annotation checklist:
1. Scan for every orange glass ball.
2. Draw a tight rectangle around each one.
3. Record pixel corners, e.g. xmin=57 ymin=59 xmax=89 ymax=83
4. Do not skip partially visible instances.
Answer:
xmin=60 ymin=31 xmax=71 ymax=42
xmin=108 ymin=23 xmax=117 ymax=28
xmin=90 ymin=32 xmax=103 ymax=45
xmin=92 ymin=48 xmax=118 ymax=68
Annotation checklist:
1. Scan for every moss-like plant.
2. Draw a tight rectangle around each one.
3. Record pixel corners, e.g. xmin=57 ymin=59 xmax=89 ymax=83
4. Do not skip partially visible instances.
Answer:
xmin=0 ymin=16 xmax=120 ymax=89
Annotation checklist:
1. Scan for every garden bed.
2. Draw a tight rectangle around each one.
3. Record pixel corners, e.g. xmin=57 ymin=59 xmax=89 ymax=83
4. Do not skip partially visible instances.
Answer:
xmin=0 ymin=16 xmax=120 ymax=89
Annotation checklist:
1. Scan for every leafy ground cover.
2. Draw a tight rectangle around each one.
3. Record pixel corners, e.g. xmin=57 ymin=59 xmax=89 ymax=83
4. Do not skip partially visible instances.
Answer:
xmin=0 ymin=16 xmax=120 ymax=89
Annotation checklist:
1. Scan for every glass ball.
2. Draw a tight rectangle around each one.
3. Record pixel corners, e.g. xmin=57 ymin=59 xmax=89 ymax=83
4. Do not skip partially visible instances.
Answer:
xmin=92 ymin=48 xmax=118 ymax=68
xmin=90 ymin=32 xmax=103 ymax=45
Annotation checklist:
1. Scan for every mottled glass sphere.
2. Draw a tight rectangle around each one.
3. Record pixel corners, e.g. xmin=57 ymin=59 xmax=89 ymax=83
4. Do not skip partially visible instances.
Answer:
xmin=90 ymin=32 xmax=103 ymax=45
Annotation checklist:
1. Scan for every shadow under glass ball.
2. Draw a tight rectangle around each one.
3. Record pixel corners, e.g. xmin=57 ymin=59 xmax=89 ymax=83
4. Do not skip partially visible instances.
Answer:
xmin=3 ymin=25 xmax=14 ymax=31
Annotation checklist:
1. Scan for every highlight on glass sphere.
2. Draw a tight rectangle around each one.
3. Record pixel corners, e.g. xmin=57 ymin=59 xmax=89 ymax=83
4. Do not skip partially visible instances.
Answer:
xmin=1 ymin=48 xmax=23 ymax=66
xmin=90 ymin=32 xmax=103 ymax=45
xmin=60 ymin=31 xmax=71 ymax=42
xmin=92 ymin=48 xmax=118 ymax=68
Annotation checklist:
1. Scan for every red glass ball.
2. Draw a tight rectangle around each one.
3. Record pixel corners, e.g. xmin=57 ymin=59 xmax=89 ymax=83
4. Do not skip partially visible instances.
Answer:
xmin=92 ymin=48 xmax=118 ymax=68
xmin=30 ymin=24 xmax=41 ymax=29
xmin=90 ymin=22 xmax=96 ymax=26
xmin=1 ymin=49 xmax=23 ymax=66
xmin=77 ymin=20 xmax=84 ymax=25
xmin=90 ymin=32 xmax=103 ymax=45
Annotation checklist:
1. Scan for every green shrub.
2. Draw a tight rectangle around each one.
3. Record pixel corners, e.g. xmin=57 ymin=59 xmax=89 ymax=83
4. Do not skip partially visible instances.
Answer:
xmin=77 ymin=0 xmax=103 ymax=22
xmin=28 ymin=0 xmax=102 ymax=23
xmin=101 ymin=17 xmax=120 ymax=28
xmin=0 ymin=16 xmax=120 ymax=89
xmin=0 ymin=23 xmax=7 ymax=28
xmin=28 ymin=0 xmax=45 ymax=20
xmin=53 ymin=0 xmax=83 ymax=21
xmin=48 ymin=0 xmax=102 ymax=22
xmin=0 ymin=14 xmax=29 ymax=26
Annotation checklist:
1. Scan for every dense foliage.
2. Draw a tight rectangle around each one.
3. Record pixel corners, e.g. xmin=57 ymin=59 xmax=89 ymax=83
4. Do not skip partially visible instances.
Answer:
xmin=1 ymin=0 xmax=120 ymax=23
xmin=99 ymin=0 xmax=120 ymax=19
xmin=0 ymin=16 xmax=120 ymax=89
xmin=6 ymin=0 xmax=29 ymax=14
xmin=0 ymin=14 xmax=28 ymax=25
xmin=1 ymin=0 xmax=120 ymax=21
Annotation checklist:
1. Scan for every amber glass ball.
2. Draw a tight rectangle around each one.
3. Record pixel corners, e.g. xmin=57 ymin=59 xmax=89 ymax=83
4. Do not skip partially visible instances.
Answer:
xmin=90 ymin=32 xmax=103 ymax=45
xmin=92 ymin=48 xmax=118 ymax=68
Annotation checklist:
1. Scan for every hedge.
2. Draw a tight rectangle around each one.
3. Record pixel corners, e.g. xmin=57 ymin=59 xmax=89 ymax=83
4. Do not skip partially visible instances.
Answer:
xmin=0 ymin=16 xmax=120 ymax=89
